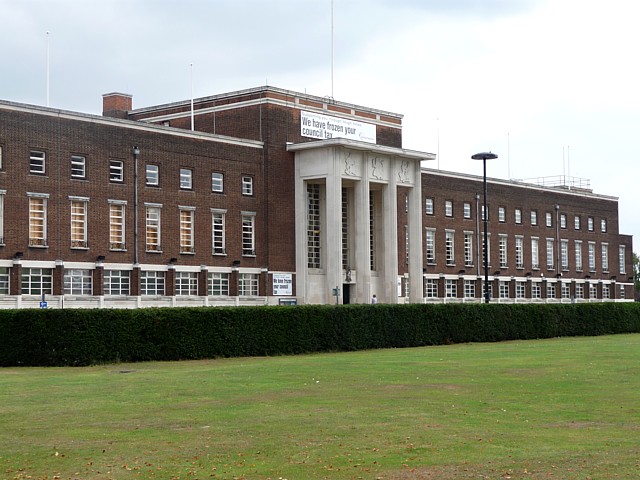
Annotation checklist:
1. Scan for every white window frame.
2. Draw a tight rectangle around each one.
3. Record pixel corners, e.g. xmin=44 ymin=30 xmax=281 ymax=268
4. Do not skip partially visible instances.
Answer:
xmin=588 ymin=217 xmax=594 ymax=231
xmin=104 ymin=270 xmax=130 ymax=296
xmin=146 ymin=164 xmax=159 ymax=186
xmin=531 ymin=210 xmax=537 ymax=226
xmin=70 ymin=197 xmax=89 ymax=249
xmin=619 ymin=245 xmax=626 ymax=275
xmin=212 ymin=172 xmax=224 ymax=192
xmin=531 ymin=237 xmax=539 ymax=269
xmin=546 ymin=238 xmax=554 ymax=270
xmin=71 ymin=155 xmax=86 ymax=179
xmin=515 ymin=236 xmax=524 ymax=269
xmin=601 ymin=243 xmax=609 ymax=272
xmin=208 ymin=272 xmax=229 ymax=296
xmin=211 ymin=209 xmax=226 ymax=255
xmin=0 ymin=267 xmax=9 ymax=295
xmin=498 ymin=207 xmax=506 ymax=223
xmin=445 ymin=279 xmax=457 ymax=298
xmin=242 ymin=175 xmax=253 ymax=196
xmin=425 ymin=198 xmax=434 ymax=215
xmin=463 ymin=202 xmax=471 ymax=219
xmin=175 ymin=271 xmax=198 ymax=296
xmin=546 ymin=212 xmax=552 ymax=227
xmin=445 ymin=230 xmax=455 ymax=266
xmin=242 ymin=212 xmax=256 ymax=256
xmin=560 ymin=214 xmax=567 ymax=229
xmin=425 ymin=278 xmax=438 ymax=298
xmin=145 ymin=204 xmax=162 ymax=252
xmin=0 ymin=190 xmax=5 ymax=245
xmin=515 ymin=208 xmax=522 ymax=224
xmin=426 ymin=228 xmax=436 ymax=265
xmin=561 ymin=239 xmax=569 ymax=271
xmin=63 ymin=269 xmax=92 ymax=295
xmin=109 ymin=201 xmax=126 ymax=250
xmin=239 ymin=272 xmax=259 ymax=296
xmin=445 ymin=200 xmax=453 ymax=217
xmin=179 ymin=207 xmax=195 ymax=254
xmin=464 ymin=231 xmax=473 ymax=267
xmin=575 ymin=240 xmax=583 ymax=272
xmin=516 ymin=281 xmax=525 ymax=299
xmin=601 ymin=219 xmax=607 ymax=233
xmin=499 ymin=234 xmax=507 ymax=268
xmin=28 ymin=194 xmax=48 ymax=247
xmin=21 ymin=267 xmax=53 ymax=295
xmin=574 ymin=215 xmax=581 ymax=230
xmin=180 ymin=168 xmax=192 ymax=189
xmin=30 ymin=150 xmax=45 ymax=174
xmin=109 ymin=159 xmax=124 ymax=182
xmin=464 ymin=279 xmax=475 ymax=299
xmin=141 ymin=271 xmax=165 ymax=296
xmin=588 ymin=242 xmax=596 ymax=272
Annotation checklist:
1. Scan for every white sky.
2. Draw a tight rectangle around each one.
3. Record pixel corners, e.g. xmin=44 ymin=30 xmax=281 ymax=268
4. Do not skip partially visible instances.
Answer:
xmin=1 ymin=0 xmax=638 ymax=246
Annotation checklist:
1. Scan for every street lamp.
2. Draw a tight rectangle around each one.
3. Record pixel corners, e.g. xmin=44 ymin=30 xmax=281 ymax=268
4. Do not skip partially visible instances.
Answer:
xmin=471 ymin=151 xmax=498 ymax=303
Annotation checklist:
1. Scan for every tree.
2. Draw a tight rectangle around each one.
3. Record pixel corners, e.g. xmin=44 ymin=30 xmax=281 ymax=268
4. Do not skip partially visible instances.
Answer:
xmin=634 ymin=252 xmax=640 ymax=300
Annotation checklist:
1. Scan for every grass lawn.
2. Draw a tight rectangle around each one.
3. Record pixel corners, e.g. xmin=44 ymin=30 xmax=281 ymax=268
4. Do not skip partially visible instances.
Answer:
xmin=1 ymin=334 xmax=640 ymax=479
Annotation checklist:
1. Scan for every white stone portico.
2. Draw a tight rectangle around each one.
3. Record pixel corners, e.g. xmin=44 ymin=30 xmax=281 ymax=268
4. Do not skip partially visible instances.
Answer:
xmin=288 ymin=138 xmax=436 ymax=304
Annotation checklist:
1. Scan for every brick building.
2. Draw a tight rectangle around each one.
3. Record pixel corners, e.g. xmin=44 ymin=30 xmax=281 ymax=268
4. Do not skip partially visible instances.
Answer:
xmin=0 ymin=86 xmax=634 ymax=308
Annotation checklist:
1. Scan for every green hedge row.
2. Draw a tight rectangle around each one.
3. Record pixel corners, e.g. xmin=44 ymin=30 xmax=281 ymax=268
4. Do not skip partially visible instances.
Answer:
xmin=1 ymin=302 xmax=640 ymax=366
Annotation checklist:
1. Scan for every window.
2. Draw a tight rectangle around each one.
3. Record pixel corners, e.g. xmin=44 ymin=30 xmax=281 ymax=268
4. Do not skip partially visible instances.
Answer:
xmin=620 ymin=285 xmax=626 ymax=300
xmin=21 ymin=268 xmax=52 ymax=295
xmin=28 ymin=195 xmax=48 ymax=247
xmin=531 ymin=210 xmax=537 ymax=226
xmin=146 ymin=165 xmax=159 ymax=186
xmin=589 ymin=283 xmax=598 ymax=299
xmin=561 ymin=239 xmax=569 ymax=270
xmin=307 ymin=184 xmax=321 ymax=268
xmin=104 ymin=270 xmax=130 ymax=296
xmin=70 ymin=198 xmax=88 ymax=248
xmin=545 ymin=212 xmax=552 ymax=227
xmin=146 ymin=205 xmax=161 ymax=252
xmin=498 ymin=207 xmax=506 ymax=223
xmin=445 ymin=230 xmax=455 ymax=265
xmin=71 ymin=155 xmax=86 ymax=178
xmin=0 ymin=267 xmax=9 ymax=295
xmin=212 ymin=210 xmax=226 ymax=255
xmin=445 ymin=200 xmax=453 ymax=217
xmin=619 ymin=245 xmax=626 ymax=274
xmin=425 ymin=228 xmax=436 ymax=264
xmin=175 ymin=271 xmax=198 ymax=296
xmin=463 ymin=202 xmax=471 ymax=219
xmin=601 ymin=243 xmax=608 ymax=272
xmin=588 ymin=242 xmax=596 ymax=272
xmin=425 ymin=198 xmax=434 ymax=215
xmin=601 ymin=219 xmax=607 ymax=233
xmin=0 ymin=190 xmax=4 ymax=245
xmin=464 ymin=232 xmax=473 ymax=267
xmin=445 ymin=279 xmax=457 ymax=298
xmin=464 ymin=280 xmax=475 ymax=299
xmin=242 ymin=212 xmax=256 ymax=256
xmin=109 ymin=202 xmax=126 ymax=250
xmin=531 ymin=237 xmax=539 ymax=269
xmin=574 ymin=215 xmax=581 ymax=230
xmin=424 ymin=278 xmax=438 ymax=298
xmin=30 ymin=150 xmax=45 ymax=174
xmin=560 ymin=214 xmax=567 ymax=229
xmin=531 ymin=282 xmax=541 ymax=299
xmin=515 ymin=236 xmax=524 ymax=269
xmin=561 ymin=283 xmax=571 ymax=300
xmin=404 ymin=225 xmax=409 ymax=267
xmin=499 ymin=281 xmax=509 ymax=299
xmin=516 ymin=281 xmax=525 ymax=299
xmin=180 ymin=168 xmax=192 ymax=189
xmin=109 ymin=159 xmax=124 ymax=182
xmin=242 ymin=175 xmax=253 ymax=196
xmin=179 ymin=208 xmax=195 ymax=254
xmin=212 ymin=172 xmax=224 ymax=192
xmin=602 ymin=284 xmax=610 ymax=300
xmin=575 ymin=283 xmax=584 ymax=299
xmin=547 ymin=282 xmax=556 ymax=299
xmin=141 ymin=271 xmax=165 ymax=296
xmin=575 ymin=240 xmax=583 ymax=272
xmin=515 ymin=208 xmax=522 ymax=224
xmin=371 ymin=192 xmax=378 ymax=270
xmin=63 ymin=269 xmax=92 ymax=295
xmin=239 ymin=273 xmax=259 ymax=296
xmin=587 ymin=217 xmax=594 ymax=231
xmin=208 ymin=272 xmax=229 ymax=296
xmin=499 ymin=235 xmax=507 ymax=268
xmin=546 ymin=238 xmax=554 ymax=270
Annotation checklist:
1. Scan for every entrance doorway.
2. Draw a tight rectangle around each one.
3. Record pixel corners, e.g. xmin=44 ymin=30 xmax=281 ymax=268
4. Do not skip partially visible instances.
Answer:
xmin=342 ymin=284 xmax=351 ymax=304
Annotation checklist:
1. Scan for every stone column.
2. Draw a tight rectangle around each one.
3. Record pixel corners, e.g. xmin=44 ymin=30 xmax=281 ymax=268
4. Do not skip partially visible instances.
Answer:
xmin=407 ymin=158 xmax=423 ymax=303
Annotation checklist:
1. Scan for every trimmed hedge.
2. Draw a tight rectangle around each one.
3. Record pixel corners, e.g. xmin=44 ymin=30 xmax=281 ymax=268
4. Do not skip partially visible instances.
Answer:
xmin=1 ymin=302 xmax=640 ymax=366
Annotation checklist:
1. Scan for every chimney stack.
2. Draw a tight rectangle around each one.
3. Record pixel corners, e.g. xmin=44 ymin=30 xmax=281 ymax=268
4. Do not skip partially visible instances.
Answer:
xmin=102 ymin=93 xmax=132 ymax=119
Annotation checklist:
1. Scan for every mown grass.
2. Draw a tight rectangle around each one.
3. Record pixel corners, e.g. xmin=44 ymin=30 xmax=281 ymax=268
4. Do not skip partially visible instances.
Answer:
xmin=1 ymin=334 xmax=640 ymax=479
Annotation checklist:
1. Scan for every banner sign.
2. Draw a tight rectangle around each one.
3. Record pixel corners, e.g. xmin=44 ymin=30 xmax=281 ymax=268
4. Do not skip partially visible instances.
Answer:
xmin=273 ymin=273 xmax=293 ymax=296
xmin=301 ymin=111 xmax=376 ymax=144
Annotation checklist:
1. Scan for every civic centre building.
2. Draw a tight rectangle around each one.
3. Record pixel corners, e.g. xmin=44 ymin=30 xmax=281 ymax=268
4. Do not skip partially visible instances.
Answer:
xmin=0 ymin=86 xmax=634 ymax=308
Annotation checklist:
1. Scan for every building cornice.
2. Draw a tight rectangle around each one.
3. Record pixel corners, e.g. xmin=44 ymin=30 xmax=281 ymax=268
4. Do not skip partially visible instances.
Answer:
xmin=287 ymin=138 xmax=436 ymax=162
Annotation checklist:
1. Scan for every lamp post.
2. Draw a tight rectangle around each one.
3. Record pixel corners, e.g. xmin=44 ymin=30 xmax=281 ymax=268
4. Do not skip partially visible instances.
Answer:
xmin=133 ymin=146 xmax=140 ymax=266
xmin=471 ymin=152 xmax=498 ymax=303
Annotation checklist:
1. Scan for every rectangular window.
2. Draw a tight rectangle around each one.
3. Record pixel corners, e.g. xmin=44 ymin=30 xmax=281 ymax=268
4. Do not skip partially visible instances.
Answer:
xmin=30 ymin=150 xmax=45 ymax=174
xmin=28 ymin=195 xmax=48 ymax=247
xmin=239 ymin=273 xmax=259 ymax=296
xmin=445 ymin=279 xmax=457 ymax=298
xmin=426 ymin=228 xmax=436 ymax=264
xmin=547 ymin=282 xmax=556 ymax=299
xmin=531 ymin=237 xmax=539 ymax=269
xmin=589 ymin=283 xmax=598 ymax=299
xmin=307 ymin=184 xmax=321 ymax=268
xmin=175 ymin=271 xmax=198 ymax=296
xmin=499 ymin=235 xmax=507 ymax=268
xmin=602 ymin=284 xmax=610 ymax=299
xmin=109 ymin=159 xmax=124 ymax=182
xmin=499 ymin=281 xmax=509 ymax=298
xmin=242 ymin=175 xmax=253 ymax=196
xmin=531 ymin=282 xmax=541 ymax=299
xmin=531 ymin=210 xmax=537 ymax=226
xmin=146 ymin=165 xmax=159 ymax=186
xmin=575 ymin=283 xmax=584 ymax=299
xmin=464 ymin=232 xmax=473 ymax=267
xmin=588 ymin=242 xmax=596 ymax=272
xmin=425 ymin=198 xmax=434 ymax=215
xmin=561 ymin=283 xmax=571 ymax=299
xmin=146 ymin=205 xmax=161 ymax=252
xmin=21 ymin=268 xmax=52 ymax=295
xmin=212 ymin=210 xmax=226 ymax=255
xmin=575 ymin=240 xmax=583 ymax=272
xmin=561 ymin=239 xmax=569 ymax=270
xmin=515 ymin=208 xmax=522 ymax=224
xmin=179 ymin=208 xmax=195 ymax=254
xmin=498 ymin=207 xmax=506 ymax=223
xmin=63 ymin=269 xmax=92 ymax=295
xmin=141 ymin=271 xmax=165 ymax=296
xmin=71 ymin=155 xmax=86 ymax=178
xmin=371 ymin=192 xmax=378 ymax=270
xmin=242 ymin=213 xmax=256 ymax=256
xmin=601 ymin=219 xmax=607 ymax=233
xmin=0 ymin=267 xmax=9 ymax=295
xmin=619 ymin=245 xmax=626 ymax=275
xmin=574 ymin=216 xmax=581 ymax=230
xmin=424 ymin=278 xmax=438 ymax=298
xmin=208 ymin=272 xmax=229 ymax=296
xmin=560 ymin=214 xmax=567 ymax=229
xmin=180 ymin=168 xmax=192 ymax=189
xmin=212 ymin=172 xmax=224 ymax=192
xmin=445 ymin=230 xmax=455 ymax=265
xmin=601 ymin=243 xmax=609 ymax=272
xmin=109 ymin=202 xmax=125 ymax=250
xmin=516 ymin=281 xmax=525 ymax=299
xmin=104 ymin=270 xmax=130 ymax=296
xmin=445 ymin=200 xmax=453 ymax=217
xmin=342 ymin=188 xmax=349 ymax=270
xmin=463 ymin=202 xmax=471 ymax=219
xmin=546 ymin=238 xmax=554 ymax=270
xmin=515 ymin=236 xmax=524 ymax=269
xmin=546 ymin=212 xmax=552 ymax=227
xmin=588 ymin=217 xmax=594 ymax=231
xmin=464 ymin=280 xmax=475 ymax=298
xmin=70 ymin=199 xmax=88 ymax=248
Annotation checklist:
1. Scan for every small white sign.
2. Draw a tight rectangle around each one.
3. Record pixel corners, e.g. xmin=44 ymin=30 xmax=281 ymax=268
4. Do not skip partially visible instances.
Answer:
xmin=301 ymin=111 xmax=376 ymax=144
xmin=273 ymin=273 xmax=293 ymax=296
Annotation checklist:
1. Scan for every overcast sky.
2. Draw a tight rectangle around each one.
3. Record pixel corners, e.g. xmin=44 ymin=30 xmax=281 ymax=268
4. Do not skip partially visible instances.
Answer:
xmin=1 ymin=0 xmax=638 ymax=246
